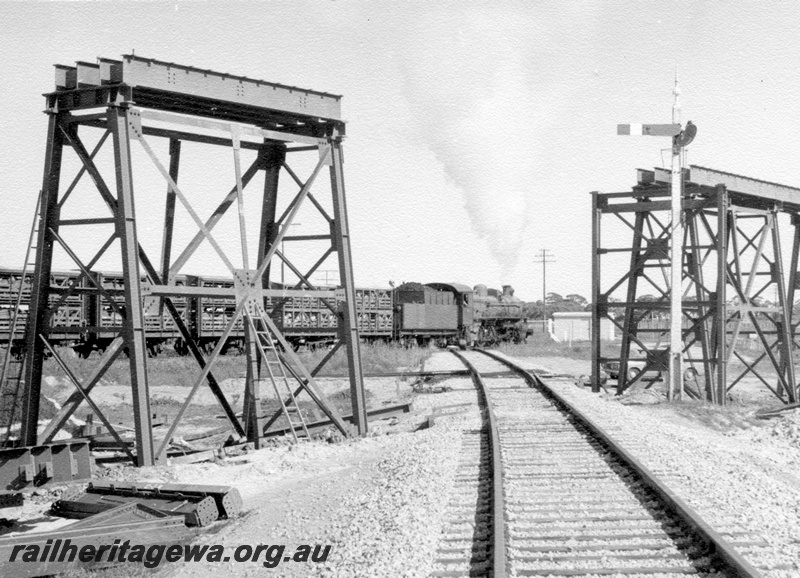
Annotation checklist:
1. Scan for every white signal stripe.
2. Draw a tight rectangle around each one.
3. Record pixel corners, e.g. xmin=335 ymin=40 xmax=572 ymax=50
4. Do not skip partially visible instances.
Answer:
xmin=617 ymin=123 xmax=682 ymax=136
xmin=617 ymin=123 xmax=643 ymax=135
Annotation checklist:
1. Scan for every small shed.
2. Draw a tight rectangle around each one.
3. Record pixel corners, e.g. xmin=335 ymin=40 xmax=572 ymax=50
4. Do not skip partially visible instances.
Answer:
xmin=552 ymin=311 xmax=615 ymax=342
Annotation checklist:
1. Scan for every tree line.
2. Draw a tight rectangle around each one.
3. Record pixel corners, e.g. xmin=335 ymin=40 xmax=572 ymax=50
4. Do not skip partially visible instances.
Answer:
xmin=523 ymin=293 xmax=800 ymax=320
xmin=523 ymin=293 xmax=589 ymax=320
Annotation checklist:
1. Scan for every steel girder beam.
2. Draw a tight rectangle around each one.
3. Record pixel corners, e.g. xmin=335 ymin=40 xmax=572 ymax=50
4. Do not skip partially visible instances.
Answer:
xmin=46 ymin=55 xmax=345 ymax=139
xmin=593 ymin=176 xmax=800 ymax=405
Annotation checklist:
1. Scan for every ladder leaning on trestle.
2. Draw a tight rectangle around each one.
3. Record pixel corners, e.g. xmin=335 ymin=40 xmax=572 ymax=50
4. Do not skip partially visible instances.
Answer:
xmin=244 ymin=306 xmax=310 ymax=442
xmin=0 ymin=196 xmax=42 ymax=443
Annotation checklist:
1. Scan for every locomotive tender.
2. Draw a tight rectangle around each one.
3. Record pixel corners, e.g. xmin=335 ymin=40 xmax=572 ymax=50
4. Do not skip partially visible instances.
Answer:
xmin=0 ymin=268 xmax=531 ymax=356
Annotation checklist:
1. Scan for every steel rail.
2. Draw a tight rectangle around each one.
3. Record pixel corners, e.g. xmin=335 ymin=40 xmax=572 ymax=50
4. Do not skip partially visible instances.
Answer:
xmin=450 ymin=349 xmax=507 ymax=578
xmin=476 ymin=347 xmax=763 ymax=578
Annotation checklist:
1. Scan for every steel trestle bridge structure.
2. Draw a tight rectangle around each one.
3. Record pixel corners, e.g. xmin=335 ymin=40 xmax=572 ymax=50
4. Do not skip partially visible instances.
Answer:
xmin=592 ymin=165 xmax=800 ymax=405
xmin=8 ymin=55 xmax=367 ymax=466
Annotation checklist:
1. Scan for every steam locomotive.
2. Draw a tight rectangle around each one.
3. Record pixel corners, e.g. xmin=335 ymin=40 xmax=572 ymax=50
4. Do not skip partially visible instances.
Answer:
xmin=0 ymin=267 xmax=531 ymax=356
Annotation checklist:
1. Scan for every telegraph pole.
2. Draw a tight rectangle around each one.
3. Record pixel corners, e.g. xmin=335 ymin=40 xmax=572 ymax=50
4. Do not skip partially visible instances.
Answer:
xmin=533 ymin=249 xmax=556 ymax=323
xmin=618 ymin=72 xmax=696 ymax=400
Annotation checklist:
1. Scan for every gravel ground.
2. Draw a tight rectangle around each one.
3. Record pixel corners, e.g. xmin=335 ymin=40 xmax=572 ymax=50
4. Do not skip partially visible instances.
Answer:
xmin=158 ymin=350 xmax=800 ymax=577
xmin=10 ymin=349 xmax=799 ymax=578
xmin=488 ymin=351 xmax=800 ymax=577
xmin=154 ymin=366 xmax=486 ymax=577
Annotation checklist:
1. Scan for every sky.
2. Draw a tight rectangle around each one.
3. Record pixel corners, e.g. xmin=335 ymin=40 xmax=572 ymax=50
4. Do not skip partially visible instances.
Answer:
xmin=2 ymin=1 xmax=800 ymax=303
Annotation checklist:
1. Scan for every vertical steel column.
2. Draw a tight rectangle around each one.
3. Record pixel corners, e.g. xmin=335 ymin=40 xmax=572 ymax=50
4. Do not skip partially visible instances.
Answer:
xmin=243 ymin=319 xmax=261 ymax=448
xmin=687 ymin=210 xmax=714 ymax=401
xmin=328 ymin=135 xmax=367 ymax=433
xmin=787 ymin=214 xmax=800 ymax=401
xmin=770 ymin=207 xmax=797 ymax=403
xmin=618 ymin=211 xmax=646 ymax=394
xmin=715 ymin=185 xmax=728 ymax=405
xmin=241 ymin=143 xmax=286 ymax=447
xmin=21 ymin=112 xmax=64 ymax=446
xmin=160 ymin=139 xmax=180 ymax=284
xmin=590 ymin=191 xmax=601 ymax=393
xmin=109 ymin=105 xmax=154 ymax=466
xmin=258 ymin=144 xmax=286 ymax=289
xmin=787 ymin=215 xmax=800 ymax=323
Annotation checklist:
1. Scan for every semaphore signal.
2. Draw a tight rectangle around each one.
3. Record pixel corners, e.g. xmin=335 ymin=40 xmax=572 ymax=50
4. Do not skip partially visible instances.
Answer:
xmin=617 ymin=71 xmax=696 ymax=401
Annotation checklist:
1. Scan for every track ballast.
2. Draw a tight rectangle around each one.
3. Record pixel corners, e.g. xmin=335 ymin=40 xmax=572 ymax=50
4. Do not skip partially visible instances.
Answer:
xmin=430 ymin=348 xmax=765 ymax=578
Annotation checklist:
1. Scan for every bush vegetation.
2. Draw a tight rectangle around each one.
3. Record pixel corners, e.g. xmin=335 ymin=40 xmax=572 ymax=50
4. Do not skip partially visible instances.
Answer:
xmin=291 ymin=341 xmax=432 ymax=376
xmin=1 ymin=341 xmax=433 ymax=390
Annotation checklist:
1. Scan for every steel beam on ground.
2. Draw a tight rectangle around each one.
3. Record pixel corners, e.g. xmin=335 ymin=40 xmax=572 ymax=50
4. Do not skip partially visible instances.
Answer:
xmin=0 ymin=440 xmax=92 ymax=491
xmin=0 ymin=517 xmax=188 ymax=578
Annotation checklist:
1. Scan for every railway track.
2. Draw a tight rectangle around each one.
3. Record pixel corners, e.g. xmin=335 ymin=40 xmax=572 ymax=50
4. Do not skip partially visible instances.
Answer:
xmin=430 ymin=348 xmax=765 ymax=578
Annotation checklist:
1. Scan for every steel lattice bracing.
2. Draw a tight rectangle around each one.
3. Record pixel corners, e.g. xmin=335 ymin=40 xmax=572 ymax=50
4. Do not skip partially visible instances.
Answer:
xmin=16 ymin=55 xmax=367 ymax=466
xmin=591 ymin=166 xmax=800 ymax=405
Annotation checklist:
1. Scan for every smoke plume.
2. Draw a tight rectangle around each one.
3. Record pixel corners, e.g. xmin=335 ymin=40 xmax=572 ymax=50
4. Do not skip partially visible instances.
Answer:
xmin=397 ymin=8 xmax=548 ymax=273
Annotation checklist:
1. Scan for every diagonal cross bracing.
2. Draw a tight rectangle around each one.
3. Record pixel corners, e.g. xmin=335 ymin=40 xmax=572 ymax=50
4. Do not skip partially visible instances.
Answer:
xmin=15 ymin=56 xmax=367 ymax=466
xmin=592 ymin=170 xmax=800 ymax=405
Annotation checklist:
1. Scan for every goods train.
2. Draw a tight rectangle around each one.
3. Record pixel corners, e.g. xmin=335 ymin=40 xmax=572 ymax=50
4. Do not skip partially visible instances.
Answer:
xmin=0 ymin=268 xmax=531 ymax=356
